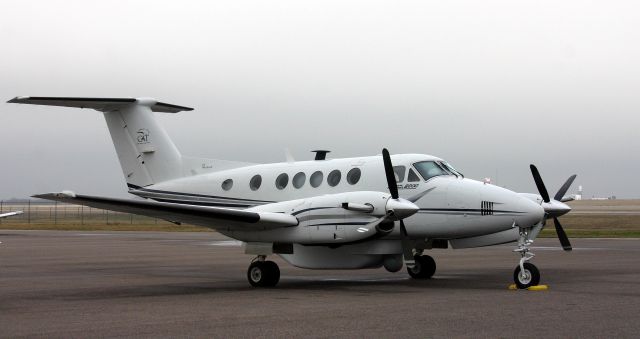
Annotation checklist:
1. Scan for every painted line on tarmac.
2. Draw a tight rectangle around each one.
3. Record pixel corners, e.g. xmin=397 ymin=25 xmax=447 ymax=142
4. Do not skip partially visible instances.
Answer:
xmin=293 ymin=276 xmax=410 ymax=282
xmin=532 ymin=246 xmax=613 ymax=251
xmin=207 ymin=240 xmax=242 ymax=246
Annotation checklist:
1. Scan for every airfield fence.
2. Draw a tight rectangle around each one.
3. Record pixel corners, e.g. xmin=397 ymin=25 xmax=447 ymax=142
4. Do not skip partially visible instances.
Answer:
xmin=0 ymin=200 xmax=171 ymax=226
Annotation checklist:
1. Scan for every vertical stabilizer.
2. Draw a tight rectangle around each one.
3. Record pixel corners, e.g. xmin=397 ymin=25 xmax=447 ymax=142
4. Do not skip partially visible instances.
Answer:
xmin=103 ymin=101 xmax=184 ymax=187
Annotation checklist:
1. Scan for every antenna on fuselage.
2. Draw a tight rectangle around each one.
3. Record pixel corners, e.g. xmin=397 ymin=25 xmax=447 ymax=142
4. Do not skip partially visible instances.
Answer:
xmin=312 ymin=150 xmax=330 ymax=160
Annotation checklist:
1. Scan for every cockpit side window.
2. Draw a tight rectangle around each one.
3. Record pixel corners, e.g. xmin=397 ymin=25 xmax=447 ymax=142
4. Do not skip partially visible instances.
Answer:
xmin=436 ymin=162 xmax=453 ymax=175
xmin=393 ymin=166 xmax=406 ymax=183
xmin=442 ymin=162 xmax=463 ymax=177
xmin=407 ymin=168 xmax=421 ymax=182
xmin=413 ymin=161 xmax=450 ymax=181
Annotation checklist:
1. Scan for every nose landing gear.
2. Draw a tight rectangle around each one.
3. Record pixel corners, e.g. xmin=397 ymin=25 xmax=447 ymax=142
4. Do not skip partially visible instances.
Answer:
xmin=513 ymin=226 xmax=541 ymax=289
xmin=247 ymin=256 xmax=280 ymax=287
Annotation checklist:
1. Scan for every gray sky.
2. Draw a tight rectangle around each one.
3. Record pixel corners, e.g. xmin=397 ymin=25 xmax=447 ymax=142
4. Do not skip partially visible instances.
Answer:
xmin=1 ymin=0 xmax=638 ymax=199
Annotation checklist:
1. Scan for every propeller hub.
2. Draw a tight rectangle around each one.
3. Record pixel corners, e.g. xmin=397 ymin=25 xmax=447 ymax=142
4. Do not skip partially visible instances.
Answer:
xmin=386 ymin=198 xmax=419 ymax=220
xmin=542 ymin=200 xmax=572 ymax=218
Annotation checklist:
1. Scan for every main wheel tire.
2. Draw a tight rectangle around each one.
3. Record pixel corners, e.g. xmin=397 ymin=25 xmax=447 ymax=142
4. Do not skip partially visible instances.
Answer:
xmin=513 ymin=262 xmax=540 ymax=289
xmin=263 ymin=261 xmax=280 ymax=286
xmin=247 ymin=261 xmax=280 ymax=287
xmin=407 ymin=254 xmax=436 ymax=279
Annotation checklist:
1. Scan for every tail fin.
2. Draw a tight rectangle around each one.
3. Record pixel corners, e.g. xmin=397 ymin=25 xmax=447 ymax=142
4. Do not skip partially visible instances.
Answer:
xmin=8 ymin=96 xmax=192 ymax=188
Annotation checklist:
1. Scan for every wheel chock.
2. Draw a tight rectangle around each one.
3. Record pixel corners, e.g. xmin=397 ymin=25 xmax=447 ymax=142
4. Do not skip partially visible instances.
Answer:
xmin=508 ymin=284 xmax=549 ymax=291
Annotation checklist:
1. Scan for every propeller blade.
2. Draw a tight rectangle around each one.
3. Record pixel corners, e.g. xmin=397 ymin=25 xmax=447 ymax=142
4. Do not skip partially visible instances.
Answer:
xmin=554 ymin=217 xmax=572 ymax=251
xmin=530 ymin=164 xmax=550 ymax=203
xmin=400 ymin=220 xmax=415 ymax=267
xmin=554 ymin=174 xmax=577 ymax=201
xmin=382 ymin=148 xmax=399 ymax=199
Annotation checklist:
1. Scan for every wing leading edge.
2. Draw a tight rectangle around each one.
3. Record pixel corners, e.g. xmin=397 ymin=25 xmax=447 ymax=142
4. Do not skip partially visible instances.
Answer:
xmin=33 ymin=192 xmax=298 ymax=231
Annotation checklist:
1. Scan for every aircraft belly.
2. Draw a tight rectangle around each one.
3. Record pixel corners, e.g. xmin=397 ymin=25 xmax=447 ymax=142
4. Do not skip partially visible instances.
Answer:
xmin=278 ymin=241 xmax=400 ymax=269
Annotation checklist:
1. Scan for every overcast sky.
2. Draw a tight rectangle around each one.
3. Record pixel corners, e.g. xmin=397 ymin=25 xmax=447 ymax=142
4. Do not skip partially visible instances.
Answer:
xmin=1 ymin=0 xmax=638 ymax=199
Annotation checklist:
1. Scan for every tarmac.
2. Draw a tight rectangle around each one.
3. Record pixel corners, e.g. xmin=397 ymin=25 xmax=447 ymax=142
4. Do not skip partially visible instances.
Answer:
xmin=1 ymin=230 xmax=639 ymax=338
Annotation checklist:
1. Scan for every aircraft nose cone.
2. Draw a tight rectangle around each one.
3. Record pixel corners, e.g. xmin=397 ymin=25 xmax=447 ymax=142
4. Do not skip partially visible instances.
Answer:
xmin=518 ymin=196 xmax=545 ymax=226
xmin=386 ymin=198 xmax=419 ymax=220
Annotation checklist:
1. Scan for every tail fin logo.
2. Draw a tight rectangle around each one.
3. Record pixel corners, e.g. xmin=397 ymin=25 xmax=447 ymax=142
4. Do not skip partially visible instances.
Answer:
xmin=136 ymin=129 xmax=150 ymax=144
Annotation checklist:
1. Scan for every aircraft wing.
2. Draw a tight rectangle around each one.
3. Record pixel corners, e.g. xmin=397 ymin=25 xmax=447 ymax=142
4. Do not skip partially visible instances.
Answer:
xmin=33 ymin=192 xmax=298 ymax=231
xmin=0 ymin=211 xmax=23 ymax=218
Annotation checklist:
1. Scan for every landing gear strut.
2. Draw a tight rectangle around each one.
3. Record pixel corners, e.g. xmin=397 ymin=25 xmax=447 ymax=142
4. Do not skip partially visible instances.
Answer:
xmin=407 ymin=254 xmax=436 ymax=279
xmin=247 ymin=256 xmax=280 ymax=287
xmin=513 ymin=226 xmax=541 ymax=289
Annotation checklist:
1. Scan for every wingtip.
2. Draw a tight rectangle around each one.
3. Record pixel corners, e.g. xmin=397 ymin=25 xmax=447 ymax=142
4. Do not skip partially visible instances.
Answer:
xmin=32 ymin=191 xmax=76 ymax=200
xmin=7 ymin=96 xmax=29 ymax=103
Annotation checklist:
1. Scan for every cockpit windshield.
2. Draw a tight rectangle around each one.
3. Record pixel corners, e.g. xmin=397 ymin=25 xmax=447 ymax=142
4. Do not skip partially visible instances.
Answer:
xmin=413 ymin=161 xmax=456 ymax=181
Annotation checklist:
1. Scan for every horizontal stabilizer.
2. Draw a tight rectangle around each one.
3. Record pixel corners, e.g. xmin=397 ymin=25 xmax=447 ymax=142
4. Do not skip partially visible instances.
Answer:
xmin=7 ymin=96 xmax=193 ymax=113
xmin=0 ymin=211 xmax=23 ymax=219
xmin=33 ymin=192 xmax=298 ymax=231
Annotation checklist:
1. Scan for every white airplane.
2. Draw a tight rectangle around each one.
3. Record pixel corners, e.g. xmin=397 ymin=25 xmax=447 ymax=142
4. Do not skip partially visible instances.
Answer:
xmin=9 ymin=96 xmax=576 ymax=288
xmin=0 ymin=211 xmax=23 ymax=218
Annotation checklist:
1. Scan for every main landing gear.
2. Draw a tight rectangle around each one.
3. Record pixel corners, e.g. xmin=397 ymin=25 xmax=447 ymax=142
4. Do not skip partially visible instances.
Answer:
xmin=513 ymin=226 xmax=541 ymax=289
xmin=247 ymin=256 xmax=280 ymax=287
xmin=407 ymin=254 xmax=436 ymax=279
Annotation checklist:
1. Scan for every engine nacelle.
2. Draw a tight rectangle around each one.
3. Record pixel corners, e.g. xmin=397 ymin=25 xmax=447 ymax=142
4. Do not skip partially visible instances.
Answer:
xmin=249 ymin=191 xmax=393 ymax=244
xmin=243 ymin=191 xmax=418 ymax=245
xmin=297 ymin=191 xmax=392 ymax=244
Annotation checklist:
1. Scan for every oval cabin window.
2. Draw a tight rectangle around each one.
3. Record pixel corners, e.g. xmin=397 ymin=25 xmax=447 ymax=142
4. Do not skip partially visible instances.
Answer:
xmin=275 ymin=173 xmax=289 ymax=190
xmin=221 ymin=179 xmax=233 ymax=191
xmin=250 ymin=175 xmax=262 ymax=191
xmin=310 ymin=171 xmax=323 ymax=188
xmin=346 ymin=168 xmax=361 ymax=185
xmin=292 ymin=172 xmax=306 ymax=189
xmin=327 ymin=170 xmax=341 ymax=187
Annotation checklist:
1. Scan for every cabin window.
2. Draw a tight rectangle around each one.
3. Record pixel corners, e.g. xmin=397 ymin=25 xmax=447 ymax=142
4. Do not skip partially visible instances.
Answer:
xmin=327 ymin=170 xmax=341 ymax=187
xmin=250 ymin=175 xmax=262 ymax=191
xmin=393 ymin=166 xmax=406 ymax=182
xmin=408 ymin=168 xmax=421 ymax=182
xmin=275 ymin=173 xmax=289 ymax=190
xmin=310 ymin=171 xmax=323 ymax=188
xmin=293 ymin=172 xmax=306 ymax=189
xmin=346 ymin=168 xmax=361 ymax=185
xmin=221 ymin=179 xmax=233 ymax=191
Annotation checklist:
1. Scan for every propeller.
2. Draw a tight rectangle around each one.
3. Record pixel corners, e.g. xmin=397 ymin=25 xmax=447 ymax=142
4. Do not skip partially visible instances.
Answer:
xmin=530 ymin=165 xmax=576 ymax=251
xmin=382 ymin=148 xmax=418 ymax=266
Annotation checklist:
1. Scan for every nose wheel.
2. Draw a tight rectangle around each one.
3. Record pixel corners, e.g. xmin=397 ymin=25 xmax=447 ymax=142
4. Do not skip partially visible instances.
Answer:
xmin=247 ymin=256 xmax=280 ymax=287
xmin=514 ymin=262 xmax=540 ymax=289
xmin=513 ymin=225 xmax=542 ymax=289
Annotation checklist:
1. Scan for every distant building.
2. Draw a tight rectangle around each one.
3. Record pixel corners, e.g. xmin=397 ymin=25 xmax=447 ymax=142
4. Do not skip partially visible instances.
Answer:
xmin=575 ymin=185 xmax=583 ymax=200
